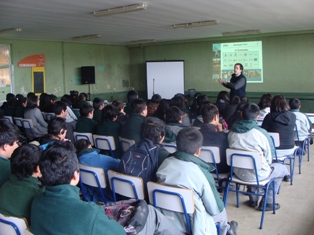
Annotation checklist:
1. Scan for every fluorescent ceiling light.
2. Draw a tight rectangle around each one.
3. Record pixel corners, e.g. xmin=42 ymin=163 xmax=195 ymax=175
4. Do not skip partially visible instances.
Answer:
xmin=93 ymin=3 xmax=148 ymax=17
xmin=0 ymin=28 xmax=22 ymax=36
xmin=173 ymin=20 xmax=219 ymax=29
xmin=222 ymin=29 xmax=261 ymax=36
xmin=72 ymin=34 xmax=101 ymax=41
xmin=127 ymin=39 xmax=156 ymax=45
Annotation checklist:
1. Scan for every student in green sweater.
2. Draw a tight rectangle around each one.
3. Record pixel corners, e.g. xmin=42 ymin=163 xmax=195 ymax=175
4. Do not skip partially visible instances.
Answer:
xmin=92 ymin=97 xmax=105 ymax=124
xmin=0 ymin=120 xmax=20 ymax=187
xmin=0 ymin=144 xmax=43 ymax=223
xmin=75 ymin=103 xmax=98 ymax=134
xmin=30 ymin=141 xmax=125 ymax=235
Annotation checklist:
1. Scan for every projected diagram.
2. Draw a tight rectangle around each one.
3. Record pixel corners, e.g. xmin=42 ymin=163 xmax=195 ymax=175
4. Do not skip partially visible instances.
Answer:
xmin=212 ymin=41 xmax=263 ymax=83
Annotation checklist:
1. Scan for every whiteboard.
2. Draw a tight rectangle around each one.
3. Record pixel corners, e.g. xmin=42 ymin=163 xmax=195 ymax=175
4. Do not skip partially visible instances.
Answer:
xmin=146 ymin=61 xmax=184 ymax=99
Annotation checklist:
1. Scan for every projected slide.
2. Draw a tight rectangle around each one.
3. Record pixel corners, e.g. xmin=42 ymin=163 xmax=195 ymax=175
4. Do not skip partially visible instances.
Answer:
xmin=212 ymin=41 xmax=263 ymax=83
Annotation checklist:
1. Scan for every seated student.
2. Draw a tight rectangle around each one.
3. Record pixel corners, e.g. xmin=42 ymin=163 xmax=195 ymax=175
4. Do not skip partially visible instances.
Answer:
xmin=75 ymin=103 xmax=97 ymax=134
xmin=215 ymin=91 xmax=230 ymax=120
xmin=224 ymin=95 xmax=241 ymax=122
xmin=0 ymin=93 xmax=15 ymax=113
xmin=170 ymin=94 xmax=191 ymax=126
xmin=0 ymin=120 xmax=20 ymax=187
xmin=14 ymin=95 xmax=27 ymax=118
xmin=147 ymin=94 xmax=162 ymax=117
xmin=165 ymin=106 xmax=187 ymax=136
xmin=3 ymin=96 xmax=17 ymax=117
xmin=192 ymin=96 xmax=211 ymax=127
xmin=257 ymin=93 xmax=272 ymax=120
xmin=52 ymin=101 xmax=75 ymax=143
xmin=0 ymin=144 xmax=43 ymax=223
xmin=40 ymin=117 xmax=71 ymax=146
xmin=124 ymin=90 xmax=138 ymax=115
xmin=112 ymin=99 xmax=127 ymax=125
xmin=30 ymin=141 xmax=125 ymax=235
xmin=75 ymin=139 xmax=120 ymax=202
xmin=152 ymin=99 xmax=169 ymax=122
xmin=95 ymin=104 xmax=122 ymax=158
xmin=120 ymin=98 xmax=147 ymax=143
xmin=289 ymin=98 xmax=313 ymax=146
xmin=31 ymin=141 xmax=180 ymax=235
xmin=93 ymin=97 xmax=105 ymax=124
xmin=157 ymin=127 xmax=238 ymax=235
xmin=24 ymin=95 xmax=48 ymax=138
xmin=61 ymin=94 xmax=79 ymax=121
xmin=200 ymin=103 xmax=229 ymax=173
xmin=228 ymin=103 xmax=289 ymax=209
xmin=73 ymin=92 xmax=88 ymax=109
xmin=119 ymin=117 xmax=168 ymax=188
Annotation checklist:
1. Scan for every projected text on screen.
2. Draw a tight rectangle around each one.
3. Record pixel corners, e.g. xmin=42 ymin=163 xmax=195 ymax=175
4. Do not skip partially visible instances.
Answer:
xmin=212 ymin=41 xmax=263 ymax=83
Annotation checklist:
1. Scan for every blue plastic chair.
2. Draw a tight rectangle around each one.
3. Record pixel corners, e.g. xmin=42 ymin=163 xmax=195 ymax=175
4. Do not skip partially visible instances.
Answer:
xmin=224 ymin=148 xmax=277 ymax=229
xmin=79 ymin=164 xmax=107 ymax=203
xmin=107 ymin=170 xmax=145 ymax=202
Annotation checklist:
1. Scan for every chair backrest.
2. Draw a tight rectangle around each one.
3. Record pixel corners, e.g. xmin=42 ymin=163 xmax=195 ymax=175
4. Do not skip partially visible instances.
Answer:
xmin=160 ymin=142 xmax=177 ymax=153
xmin=256 ymin=119 xmax=263 ymax=126
xmin=74 ymin=132 xmax=94 ymax=146
xmin=21 ymin=119 xmax=35 ymax=140
xmin=3 ymin=116 xmax=13 ymax=124
xmin=79 ymin=164 xmax=107 ymax=202
xmin=147 ymin=181 xmax=195 ymax=234
xmin=226 ymin=148 xmax=263 ymax=170
xmin=13 ymin=117 xmax=23 ymax=127
xmin=107 ymin=170 xmax=145 ymax=201
xmin=44 ymin=112 xmax=55 ymax=121
xmin=93 ymin=134 xmax=116 ymax=157
xmin=119 ymin=136 xmax=135 ymax=153
xmin=268 ymin=132 xmax=280 ymax=147
xmin=199 ymin=146 xmax=220 ymax=164
xmin=0 ymin=213 xmax=32 ymax=235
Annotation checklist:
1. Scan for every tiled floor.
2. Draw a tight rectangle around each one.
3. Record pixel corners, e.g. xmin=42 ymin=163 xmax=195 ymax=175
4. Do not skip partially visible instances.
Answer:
xmin=225 ymin=144 xmax=314 ymax=235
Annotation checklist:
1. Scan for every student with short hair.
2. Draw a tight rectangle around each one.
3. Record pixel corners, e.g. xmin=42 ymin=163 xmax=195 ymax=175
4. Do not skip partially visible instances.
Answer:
xmin=0 ymin=144 xmax=43 ymax=222
xmin=120 ymin=98 xmax=147 ymax=143
xmin=112 ymin=99 xmax=127 ymax=124
xmin=30 ymin=141 xmax=125 ymax=235
xmin=0 ymin=120 xmax=20 ymax=187
xmin=92 ymin=97 xmax=105 ymax=124
xmin=228 ymin=103 xmax=289 ymax=209
xmin=157 ymin=127 xmax=237 ymax=235
xmin=119 ymin=117 xmax=167 ymax=187
xmin=289 ymin=98 xmax=312 ymax=146
xmin=124 ymin=90 xmax=138 ymax=115
xmin=200 ymin=103 xmax=229 ymax=173
xmin=75 ymin=103 xmax=97 ymax=133
xmin=165 ymin=106 xmax=186 ymax=136
xmin=96 ymin=105 xmax=122 ymax=158
xmin=52 ymin=101 xmax=75 ymax=142
xmin=40 ymin=117 xmax=71 ymax=146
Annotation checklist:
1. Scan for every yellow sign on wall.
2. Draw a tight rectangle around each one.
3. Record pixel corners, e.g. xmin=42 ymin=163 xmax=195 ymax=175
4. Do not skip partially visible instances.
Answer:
xmin=32 ymin=67 xmax=45 ymax=95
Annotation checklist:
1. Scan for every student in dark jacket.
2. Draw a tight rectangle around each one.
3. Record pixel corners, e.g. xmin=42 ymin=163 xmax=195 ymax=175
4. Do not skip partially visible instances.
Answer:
xmin=200 ymin=103 xmax=229 ymax=173
xmin=120 ymin=98 xmax=147 ymax=143
xmin=92 ymin=97 xmax=105 ymax=124
xmin=262 ymin=94 xmax=296 ymax=149
xmin=96 ymin=105 xmax=122 ymax=158
xmin=75 ymin=103 xmax=97 ymax=134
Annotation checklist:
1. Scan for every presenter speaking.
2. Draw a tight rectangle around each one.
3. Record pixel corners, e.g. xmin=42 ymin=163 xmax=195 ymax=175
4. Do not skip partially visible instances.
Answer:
xmin=219 ymin=63 xmax=246 ymax=100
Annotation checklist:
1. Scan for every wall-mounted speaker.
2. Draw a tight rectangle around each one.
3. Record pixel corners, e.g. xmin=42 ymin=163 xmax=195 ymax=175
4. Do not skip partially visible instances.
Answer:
xmin=81 ymin=66 xmax=95 ymax=84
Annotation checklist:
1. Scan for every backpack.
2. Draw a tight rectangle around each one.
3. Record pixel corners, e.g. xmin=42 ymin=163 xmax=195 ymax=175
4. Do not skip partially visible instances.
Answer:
xmin=118 ymin=139 xmax=159 ymax=185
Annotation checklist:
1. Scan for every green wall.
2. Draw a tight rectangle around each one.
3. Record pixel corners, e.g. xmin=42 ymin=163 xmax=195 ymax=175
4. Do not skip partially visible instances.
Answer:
xmin=0 ymin=39 xmax=133 ymax=102
xmin=129 ymin=32 xmax=314 ymax=111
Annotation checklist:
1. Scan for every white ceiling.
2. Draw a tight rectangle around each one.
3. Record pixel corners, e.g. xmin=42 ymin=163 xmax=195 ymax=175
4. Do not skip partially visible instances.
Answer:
xmin=1 ymin=0 xmax=314 ymax=45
